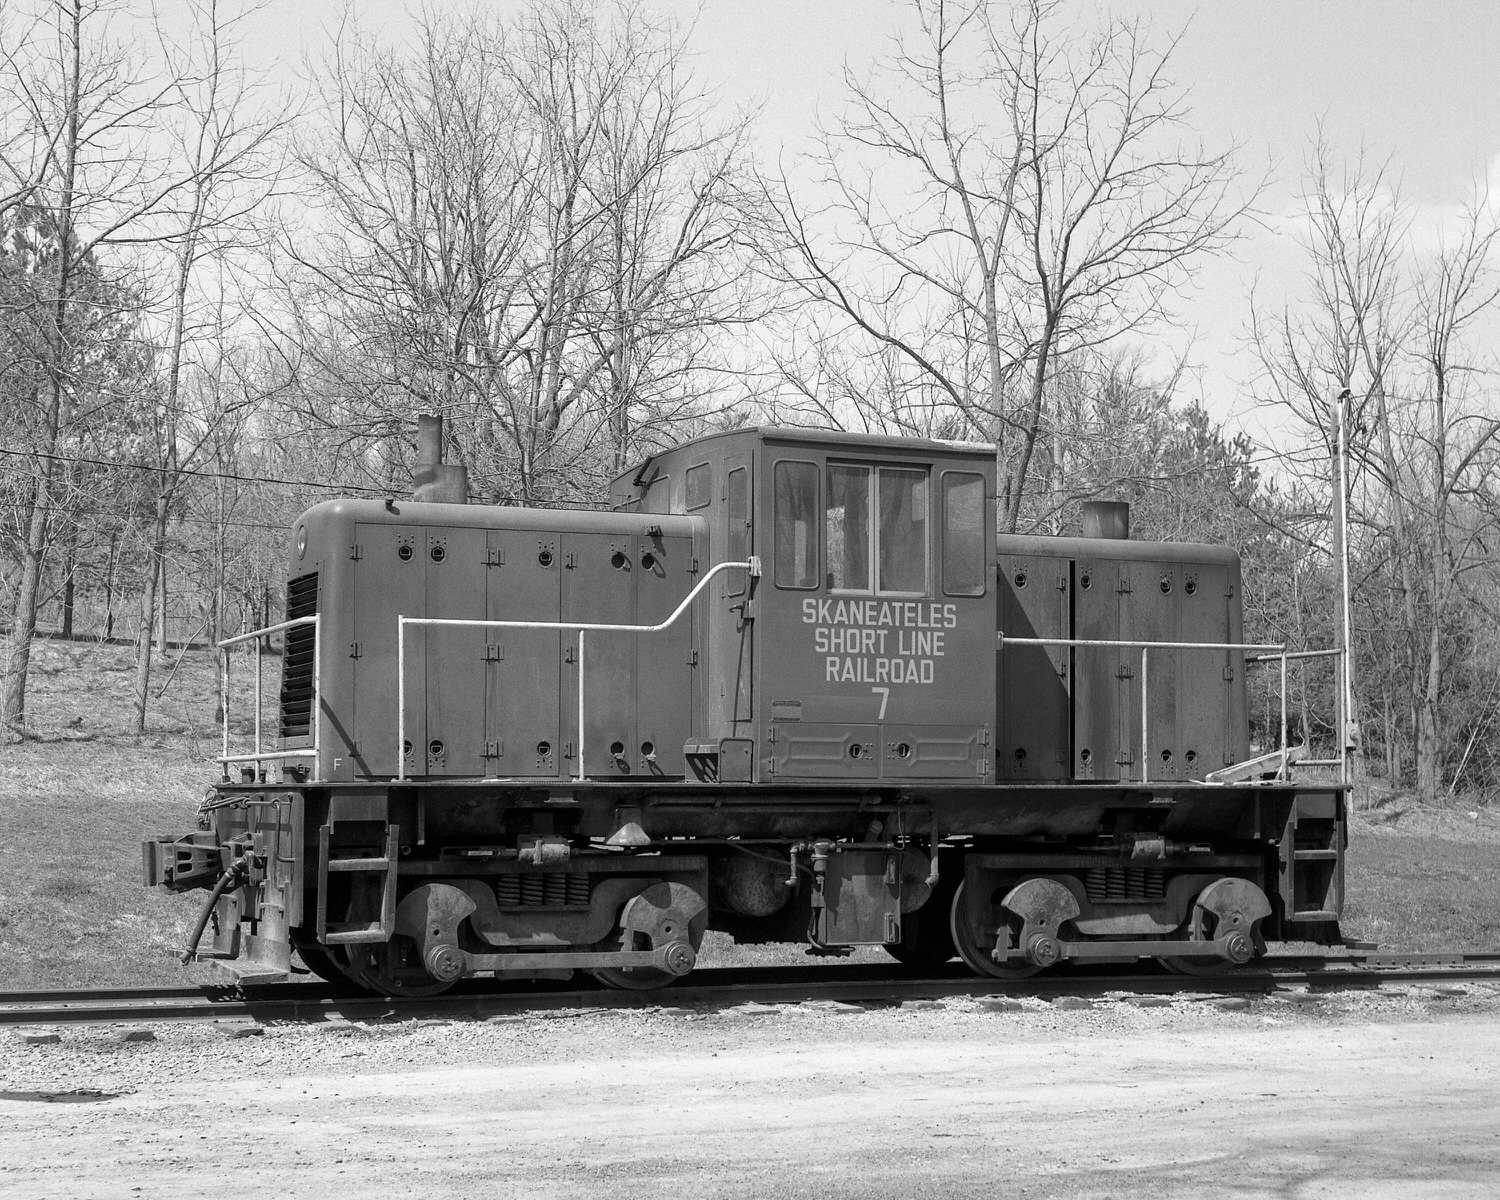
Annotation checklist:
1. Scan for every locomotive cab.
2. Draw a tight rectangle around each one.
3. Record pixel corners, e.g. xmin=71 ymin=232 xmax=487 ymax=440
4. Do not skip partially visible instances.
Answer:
xmin=611 ymin=428 xmax=998 ymax=785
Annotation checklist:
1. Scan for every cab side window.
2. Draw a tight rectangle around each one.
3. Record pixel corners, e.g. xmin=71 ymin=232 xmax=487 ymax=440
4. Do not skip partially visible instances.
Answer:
xmin=685 ymin=463 xmax=711 ymax=510
xmin=877 ymin=468 xmax=928 ymax=595
xmin=727 ymin=466 xmax=749 ymax=596
xmin=825 ymin=463 xmax=930 ymax=596
xmin=773 ymin=460 xmax=818 ymax=589
xmin=941 ymin=471 xmax=986 ymax=596
xmin=825 ymin=464 xmax=870 ymax=591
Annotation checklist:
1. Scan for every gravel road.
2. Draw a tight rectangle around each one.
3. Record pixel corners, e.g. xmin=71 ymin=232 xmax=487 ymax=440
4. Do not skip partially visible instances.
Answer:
xmin=3 ymin=983 xmax=1499 ymax=1199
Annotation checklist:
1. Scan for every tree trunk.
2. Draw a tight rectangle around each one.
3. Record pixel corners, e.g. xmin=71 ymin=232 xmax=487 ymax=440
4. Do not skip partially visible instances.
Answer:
xmin=132 ymin=497 xmax=169 ymax=734
xmin=156 ymin=544 xmax=169 ymax=652
xmin=1 ymin=486 xmax=51 ymax=730
xmin=1001 ymin=320 xmax=1058 ymax=534
xmin=103 ymin=529 xmax=119 ymax=640
xmin=1 ymin=2 xmax=82 ymax=729
xmin=61 ymin=543 xmax=76 ymax=640
xmin=1415 ymin=624 xmax=1443 ymax=800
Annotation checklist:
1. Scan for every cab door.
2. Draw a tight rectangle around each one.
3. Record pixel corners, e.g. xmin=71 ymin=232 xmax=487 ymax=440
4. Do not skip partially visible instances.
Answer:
xmin=710 ymin=455 xmax=754 ymax=737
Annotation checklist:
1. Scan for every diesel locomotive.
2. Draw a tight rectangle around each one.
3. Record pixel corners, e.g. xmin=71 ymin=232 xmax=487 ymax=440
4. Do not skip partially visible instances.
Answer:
xmin=143 ymin=417 xmax=1348 ymax=994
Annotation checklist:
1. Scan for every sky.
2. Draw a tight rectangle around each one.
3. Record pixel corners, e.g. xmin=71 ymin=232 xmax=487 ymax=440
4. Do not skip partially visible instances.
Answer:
xmin=243 ymin=0 xmax=1500 ymax=440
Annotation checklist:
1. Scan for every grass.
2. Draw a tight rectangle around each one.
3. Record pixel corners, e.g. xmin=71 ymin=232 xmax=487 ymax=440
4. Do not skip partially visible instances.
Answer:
xmin=0 ymin=639 xmax=219 ymax=988
xmin=1340 ymin=813 xmax=1500 ymax=951
xmin=2 ymin=637 xmax=1497 ymax=989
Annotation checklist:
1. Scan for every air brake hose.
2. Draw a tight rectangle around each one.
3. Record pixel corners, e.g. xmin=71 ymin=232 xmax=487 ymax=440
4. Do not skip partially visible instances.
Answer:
xmin=179 ymin=856 xmax=251 ymax=964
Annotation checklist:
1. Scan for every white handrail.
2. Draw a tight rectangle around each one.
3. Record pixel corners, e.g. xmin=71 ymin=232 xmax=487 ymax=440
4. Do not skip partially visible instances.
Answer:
xmin=397 ymin=557 xmax=759 ymax=782
xmin=217 ymin=613 xmax=321 ymax=776
xmin=999 ymin=633 xmax=1344 ymax=785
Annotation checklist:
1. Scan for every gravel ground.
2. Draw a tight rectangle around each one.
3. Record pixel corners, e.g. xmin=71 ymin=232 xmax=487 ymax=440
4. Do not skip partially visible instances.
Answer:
xmin=4 ymin=983 xmax=1500 ymax=1199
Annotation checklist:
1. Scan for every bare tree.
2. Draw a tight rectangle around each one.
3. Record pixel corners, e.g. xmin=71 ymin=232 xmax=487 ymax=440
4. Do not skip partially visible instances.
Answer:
xmin=1251 ymin=139 xmax=1500 ymax=801
xmin=128 ymin=0 xmax=285 ymax=733
xmin=760 ymin=0 xmax=1248 ymax=531
xmin=0 ymin=0 xmax=284 ymax=734
xmin=273 ymin=0 xmax=764 ymax=504
xmin=0 ymin=0 xmax=154 ymax=731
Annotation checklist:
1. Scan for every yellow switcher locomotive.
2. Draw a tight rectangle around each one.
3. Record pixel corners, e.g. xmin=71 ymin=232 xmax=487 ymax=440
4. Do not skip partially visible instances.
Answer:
xmin=144 ymin=420 xmax=1347 ymax=993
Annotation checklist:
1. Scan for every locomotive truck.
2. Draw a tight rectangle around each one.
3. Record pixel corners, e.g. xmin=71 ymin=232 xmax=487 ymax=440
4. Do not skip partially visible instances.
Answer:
xmin=143 ymin=418 xmax=1347 ymax=994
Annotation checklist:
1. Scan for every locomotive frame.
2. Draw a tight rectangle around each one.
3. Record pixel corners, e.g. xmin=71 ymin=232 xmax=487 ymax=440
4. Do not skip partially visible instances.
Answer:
xmin=144 ymin=420 xmax=1348 ymax=994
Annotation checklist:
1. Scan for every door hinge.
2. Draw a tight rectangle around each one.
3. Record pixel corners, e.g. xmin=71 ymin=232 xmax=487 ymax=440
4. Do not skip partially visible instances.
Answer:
xmin=486 ymin=547 xmax=505 ymax=566
xmin=349 ymin=543 xmax=361 ymax=561
xmin=1117 ymin=574 xmax=1132 ymax=594
xmin=687 ymin=649 xmax=699 ymax=666
xmin=1116 ymin=664 xmax=1134 ymax=680
xmin=484 ymin=643 xmax=504 ymax=661
xmin=1222 ymin=666 xmax=1235 ymax=681
xmin=483 ymin=740 xmax=503 ymax=758
xmin=565 ymin=646 xmax=577 ymax=665
xmin=349 ymin=642 xmax=361 ymax=659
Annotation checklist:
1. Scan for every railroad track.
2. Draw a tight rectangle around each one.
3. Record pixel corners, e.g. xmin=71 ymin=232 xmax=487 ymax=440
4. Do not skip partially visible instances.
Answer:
xmin=5 ymin=952 xmax=1500 ymax=1030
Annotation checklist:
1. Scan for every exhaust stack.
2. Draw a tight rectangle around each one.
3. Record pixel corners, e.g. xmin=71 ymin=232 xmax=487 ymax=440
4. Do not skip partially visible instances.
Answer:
xmin=411 ymin=414 xmax=469 ymax=504
xmin=1081 ymin=501 xmax=1129 ymax=540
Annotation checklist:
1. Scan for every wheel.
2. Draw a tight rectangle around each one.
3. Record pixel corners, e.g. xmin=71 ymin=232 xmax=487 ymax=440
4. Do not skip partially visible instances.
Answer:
xmin=337 ymin=877 xmax=457 ymax=998
xmin=590 ymin=964 xmax=677 ymax=991
xmin=292 ymin=940 xmax=370 ymax=993
xmin=949 ymin=879 xmax=1043 ymax=980
xmin=884 ymin=886 xmax=957 ymax=967
xmin=343 ymin=939 xmax=457 ymax=997
xmin=1158 ymin=945 xmax=1231 ymax=977
xmin=1158 ymin=891 xmax=1265 ymax=977
xmin=590 ymin=903 xmax=707 ymax=991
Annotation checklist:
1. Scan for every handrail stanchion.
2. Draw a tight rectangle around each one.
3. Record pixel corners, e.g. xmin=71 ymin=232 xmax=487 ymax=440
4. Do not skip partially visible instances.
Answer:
xmin=397 ymin=616 xmax=408 ymax=783
xmin=220 ymin=646 xmax=230 ymax=776
xmin=1279 ymin=651 xmax=1289 ymax=779
xmin=1344 ymin=648 xmax=1356 ymax=786
xmin=577 ymin=630 xmax=586 ymax=782
xmin=311 ymin=613 xmax=322 ymax=775
xmin=1140 ymin=646 xmax=1150 ymax=784
xmin=253 ymin=633 xmax=263 ymax=775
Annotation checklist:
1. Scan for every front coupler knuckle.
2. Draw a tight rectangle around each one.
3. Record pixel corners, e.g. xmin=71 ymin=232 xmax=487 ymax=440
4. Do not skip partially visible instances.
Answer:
xmin=142 ymin=832 xmax=220 ymax=891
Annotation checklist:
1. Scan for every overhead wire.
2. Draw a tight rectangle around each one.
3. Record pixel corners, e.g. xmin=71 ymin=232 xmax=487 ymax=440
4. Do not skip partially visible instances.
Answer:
xmin=0 ymin=445 xmax=389 ymax=495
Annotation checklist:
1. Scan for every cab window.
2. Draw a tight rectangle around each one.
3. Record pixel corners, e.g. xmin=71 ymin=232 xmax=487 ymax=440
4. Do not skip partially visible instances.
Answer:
xmin=878 ymin=468 xmax=928 ymax=594
xmin=773 ymin=460 xmax=818 ymax=589
xmin=727 ymin=466 xmax=749 ymax=596
xmin=825 ymin=464 xmax=870 ymax=591
xmin=941 ymin=471 xmax=986 ymax=596
xmin=685 ymin=463 xmax=711 ymax=510
xmin=825 ymin=463 xmax=929 ymax=596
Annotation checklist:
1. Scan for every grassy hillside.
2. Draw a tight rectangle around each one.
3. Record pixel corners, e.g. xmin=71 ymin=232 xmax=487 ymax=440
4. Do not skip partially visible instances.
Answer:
xmin=2 ymin=638 xmax=1497 ymax=989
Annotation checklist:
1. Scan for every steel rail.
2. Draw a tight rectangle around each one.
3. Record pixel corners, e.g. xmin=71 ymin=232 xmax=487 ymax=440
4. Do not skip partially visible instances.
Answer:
xmin=6 ymin=954 xmax=1500 ymax=1029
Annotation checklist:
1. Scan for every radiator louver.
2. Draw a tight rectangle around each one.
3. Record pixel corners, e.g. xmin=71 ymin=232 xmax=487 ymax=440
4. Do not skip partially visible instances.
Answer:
xmin=1084 ymin=866 xmax=1165 ymax=904
xmin=279 ymin=572 xmax=319 ymax=740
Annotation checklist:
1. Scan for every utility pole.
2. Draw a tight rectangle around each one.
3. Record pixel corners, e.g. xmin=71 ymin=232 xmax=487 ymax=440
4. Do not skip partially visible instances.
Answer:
xmin=1330 ymin=386 xmax=1358 ymax=788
